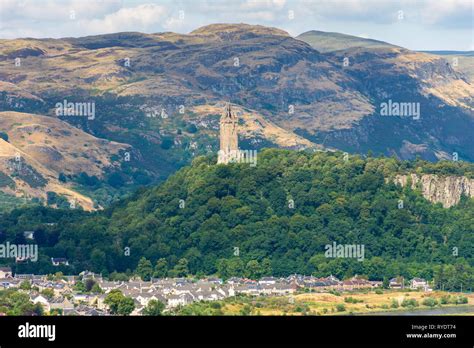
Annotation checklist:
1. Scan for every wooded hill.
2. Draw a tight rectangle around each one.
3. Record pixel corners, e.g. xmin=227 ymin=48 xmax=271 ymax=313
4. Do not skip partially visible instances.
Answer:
xmin=1 ymin=149 xmax=473 ymax=290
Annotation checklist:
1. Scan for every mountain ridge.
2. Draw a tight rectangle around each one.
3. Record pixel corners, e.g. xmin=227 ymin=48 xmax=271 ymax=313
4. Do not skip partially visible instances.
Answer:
xmin=296 ymin=30 xmax=398 ymax=52
xmin=0 ymin=23 xmax=473 ymax=209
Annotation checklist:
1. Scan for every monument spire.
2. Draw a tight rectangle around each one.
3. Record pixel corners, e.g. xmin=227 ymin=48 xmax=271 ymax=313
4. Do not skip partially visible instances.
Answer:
xmin=218 ymin=102 xmax=239 ymax=164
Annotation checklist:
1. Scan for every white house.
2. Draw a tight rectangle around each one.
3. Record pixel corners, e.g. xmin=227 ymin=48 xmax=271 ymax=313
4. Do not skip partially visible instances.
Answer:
xmin=135 ymin=293 xmax=166 ymax=307
xmin=31 ymin=295 xmax=51 ymax=312
xmin=23 ymin=231 xmax=35 ymax=240
xmin=410 ymin=278 xmax=430 ymax=291
xmin=166 ymin=293 xmax=195 ymax=308
xmin=389 ymin=277 xmax=404 ymax=289
xmin=51 ymin=258 xmax=69 ymax=266
xmin=258 ymin=277 xmax=277 ymax=285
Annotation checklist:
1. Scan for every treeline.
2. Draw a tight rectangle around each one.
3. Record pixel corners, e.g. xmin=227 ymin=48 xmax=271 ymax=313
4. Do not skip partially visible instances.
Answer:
xmin=0 ymin=149 xmax=472 ymax=289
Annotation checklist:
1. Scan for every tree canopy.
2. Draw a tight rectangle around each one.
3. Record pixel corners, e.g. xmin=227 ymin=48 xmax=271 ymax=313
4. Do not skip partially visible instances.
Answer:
xmin=0 ymin=149 xmax=472 ymax=289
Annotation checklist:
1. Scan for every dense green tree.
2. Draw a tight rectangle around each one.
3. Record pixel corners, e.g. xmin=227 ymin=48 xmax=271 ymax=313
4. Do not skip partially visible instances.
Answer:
xmin=40 ymin=288 xmax=55 ymax=299
xmin=169 ymin=258 xmax=189 ymax=278
xmin=74 ymin=281 xmax=87 ymax=293
xmin=84 ymin=279 xmax=96 ymax=292
xmin=91 ymin=283 xmax=104 ymax=294
xmin=245 ymin=260 xmax=260 ymax=279
xmin=153 ymin=258 xmax=168 ymax=278
xmin=0 ymin=290 xmax=43 ymax=315
xmin=135 ymin=257 xmax=153 ymax=281
xmin=104 ymin=289 xmax=135 ymax=315
xmin=19 ymin=281 xmax=31 ymax=291
xmin=142 ymin=299 xmax=165 ymax=316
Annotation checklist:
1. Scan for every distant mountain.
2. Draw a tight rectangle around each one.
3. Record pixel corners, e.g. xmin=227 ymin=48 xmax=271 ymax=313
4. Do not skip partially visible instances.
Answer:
xmin=419 ymin=51 xmax=474 ymax=83
xmin=0 ymin=24 xmax=473 ymax=208
xmin=420 ymin=51 xmax=474 ymax=56
xmin=296 ymin=30 xmax=398 ymax=53
xmin=297 ymin=30 xmax=473 ymax=161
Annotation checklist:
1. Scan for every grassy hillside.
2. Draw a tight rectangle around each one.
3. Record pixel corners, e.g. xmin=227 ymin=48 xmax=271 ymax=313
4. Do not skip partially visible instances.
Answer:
xmin=174 ymin=290 xmax=473 ymax=316
xmin=297 ymin=30 xmax=397 ymax=53
xmin=0 ymin=111 xmax=132 ymax=210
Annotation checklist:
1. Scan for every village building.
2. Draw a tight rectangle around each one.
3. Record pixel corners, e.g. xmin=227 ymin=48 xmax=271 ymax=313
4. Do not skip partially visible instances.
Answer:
xmin=410 ymin=278 xmax=431 ymax=291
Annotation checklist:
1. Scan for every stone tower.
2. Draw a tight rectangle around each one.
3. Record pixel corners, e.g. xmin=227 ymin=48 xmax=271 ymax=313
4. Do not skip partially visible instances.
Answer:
xmin=218 ymin=103 xmax=238 ymax=164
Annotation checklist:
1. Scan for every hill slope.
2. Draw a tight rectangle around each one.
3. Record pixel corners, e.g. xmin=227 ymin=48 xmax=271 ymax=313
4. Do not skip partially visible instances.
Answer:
xmin=1 ymin=150 xmax=473 ymax=282
xmin=296 ymin=30 xmax=398 ymax=53
xmin=0 ymin=111 xmax=130 ymax=210
xmin=297 ymin=31 xmax=474 ymax=161
xmin=421 ymin=51 xmax=474 ymax=83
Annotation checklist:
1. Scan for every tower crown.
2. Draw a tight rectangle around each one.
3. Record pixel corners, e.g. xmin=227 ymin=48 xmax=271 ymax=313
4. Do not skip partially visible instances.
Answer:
xmin=221 ymin=103 xmax=236 ymax=122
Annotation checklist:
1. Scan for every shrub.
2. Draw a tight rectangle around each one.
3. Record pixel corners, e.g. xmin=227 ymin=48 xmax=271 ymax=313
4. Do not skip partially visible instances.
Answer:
xmin=344 ymin=297 xmax=363 ymax=304
xmin=401 ymin=298 xmax=419 ymax=307
xmin=336 ymin=304 xmax=346 ymax=312
xmin=76 ymin=172 xmax=100 ymax=187
xmin=0 ymin=131 xmax=9 ymax=142
xmin=107 ymin=172 xmax=125 ymax=188
xmin=160 ymin=137 xmax=174 ymax=150
xmin=210 ymin=302 xmax=221 ymax=309
xmin=422 ymin=297 xmax=437 ymax=307
xmin=455 ymin=296 xmax=468 ymax=305
xmin=186 ymin=124 xmax=198 ymax=133
xmin=58 ymin=173 xmax=67 ymax=183
xmin=239 ymin=305 xmax=252 ymax=316
xmin=440 ymin=296 xmax=450 ymax=305
xmin=46 ymin=191 xmax=58 ymax=205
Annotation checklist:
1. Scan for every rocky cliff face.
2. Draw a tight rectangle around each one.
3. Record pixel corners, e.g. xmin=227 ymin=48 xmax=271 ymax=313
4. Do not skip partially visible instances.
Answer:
xmin=394 ymin=174 xmax=474 ymax=207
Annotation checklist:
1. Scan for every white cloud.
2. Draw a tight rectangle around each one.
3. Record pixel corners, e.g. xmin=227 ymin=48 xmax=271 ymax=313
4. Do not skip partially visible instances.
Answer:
xmin=0 ymin=0 xmax=122 ymax=21
xmin=0 ymin=2 xmax=170 ymax=38
xmin=242 ymin=0 xmax=286 ymax=10
xmin=0 ymin=0 xmax=471 ymax=50
xmin=84 ymin=4 xmax=169 ymax=34
xmin=420 ymin=0 xmax=473 ymax=28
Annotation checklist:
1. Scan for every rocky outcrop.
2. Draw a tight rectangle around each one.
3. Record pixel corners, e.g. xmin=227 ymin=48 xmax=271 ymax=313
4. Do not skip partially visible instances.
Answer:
xmin=394 ymin=174 xmax=474 ymax=208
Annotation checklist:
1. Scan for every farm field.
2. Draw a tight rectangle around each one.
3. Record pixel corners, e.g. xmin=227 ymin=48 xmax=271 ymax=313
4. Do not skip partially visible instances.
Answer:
xmin=172 ymin=290 xmax=474 ymax=316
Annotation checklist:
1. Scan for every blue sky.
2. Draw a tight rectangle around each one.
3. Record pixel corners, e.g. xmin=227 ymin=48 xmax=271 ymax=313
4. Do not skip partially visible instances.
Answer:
xmin=0 ymin=0 xmax=472 ymax=50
